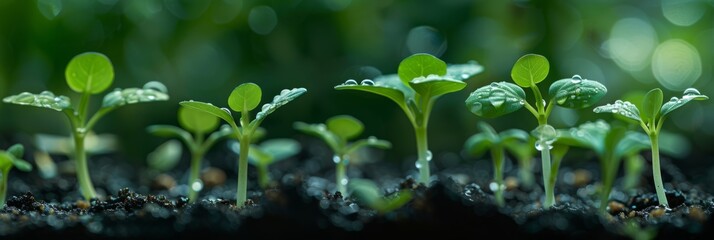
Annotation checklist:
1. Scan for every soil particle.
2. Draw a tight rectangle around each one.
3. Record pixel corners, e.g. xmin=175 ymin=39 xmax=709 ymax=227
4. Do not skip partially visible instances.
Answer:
xmin=151 ymin=174 xmax=176 ymax=190
xmin=201 ymin=167 xmax=226 ymax=188
xmin=608 ymin=201 xmax=627 ymax=215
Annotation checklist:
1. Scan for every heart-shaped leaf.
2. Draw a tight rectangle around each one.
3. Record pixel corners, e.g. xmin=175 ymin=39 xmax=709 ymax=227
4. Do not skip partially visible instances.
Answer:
xmin=465 ymin=82 xmax=526 ymax=118
xmin=7 ymin=144 xmax=24 ymax=159
xmin=179 ymin=101 xmax=235 ymax=125
xmin=228 ymin=83 xmax=262 ymax=112
xmin=147 ymin=140 xmax=182 ymax=172
xmin=660 ymin=88 xmax=709 ymax=117
xmin=253 ymin=88 xmax=307 ymax=124
xmin=3 ymin=91 xmax=71 ymax=111
xmin=593 ymin=100 xmax=642 ymax=122
xmin=397 ymin=53 xmax=447 ymax=84
xmin=294 ymin=122 xmax=342 ymax=152
xmin=179 ymin=105 xmax=220 ymax=134
xmin=641 ymin=88 xmax=663 ymax=123
xmin=446 ymin=61 xmax=484 ymax=81
xmin=409 ymin=76 xmax=466 ymax=99
xmin=65 ymin=52 xmax=114 ymax=94
xmin=549 ymin=75 xmax=607 ymax=109
xmin=102 ymin=81 xmax=169 ymax=108
xmin=344 ymin=136 xmax=391 ymax=155
xmin=327 ymin=115 xmax=364 ymax=141
xmin=511 ymin=54 xmax=549 ymax=88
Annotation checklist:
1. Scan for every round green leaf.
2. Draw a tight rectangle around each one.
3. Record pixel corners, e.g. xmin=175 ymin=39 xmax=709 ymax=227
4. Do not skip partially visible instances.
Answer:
xmin=397 ymin=53 xmax=447 ymax=84
xmin=65 ymin=52 xmax=114 ymax=94
xmin=12 ymin=158 xmax=33 ymax=172
xmin=465 ymin=82 xmax=526 ymax=118
xmin=179 ymin=105 xmax=220 ymax=133
xmin=641 ymin=88 xmax=663 ymax=123
xmin=511 ymin=54 xmax=549 ymax=88
xmin=660 ymin=88 xmax=709 ymax=117
xmin=548 ymin=75 xmax=607 ymax=109
xmin=7 ymin=144 xmax=24 ymax=159
xmin=228 ymin=83 xmax=262 ymax=112
xmin=327 ymin=115 xmax=364 ymax=140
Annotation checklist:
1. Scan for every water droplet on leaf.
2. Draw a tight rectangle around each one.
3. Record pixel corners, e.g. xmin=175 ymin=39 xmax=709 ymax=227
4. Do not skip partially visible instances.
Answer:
xmin=571 ymin=74 xmax=582 ymax=84
xmin=344 ymin=79 xmax=358 ymax=86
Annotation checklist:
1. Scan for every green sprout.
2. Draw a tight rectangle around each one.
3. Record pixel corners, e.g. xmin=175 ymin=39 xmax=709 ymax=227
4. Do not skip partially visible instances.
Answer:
xmin=335 ymin=53 xmax=483 ymax=184
xmin=294 ymin=115 xmax=391 ymax=194
xmin=465 ymin=54 xmax=607 ymax=209
xmin=230 ymin=138 xmax=301 ymax=189
xmin=147 ymin=106 xmax=235 ymax=203
xmin=556 ymin=120 xmax=649 ymax=211
xmin=503 ymin=136 xmax=536 ymax=189
xmin=3 ymin=52 xmax=169 ymax=200
xmin=348 ymin=178 xmax=412 ymax=214
xmin=179 ymin=83 xmax=306 ymax=207
xmin=594 ymin=88 xmax=708 ymax=207
xmin=464 ymin=122 xmax=529 ymax=207
xmin=0 ymin=144 xmax=33 ymax=208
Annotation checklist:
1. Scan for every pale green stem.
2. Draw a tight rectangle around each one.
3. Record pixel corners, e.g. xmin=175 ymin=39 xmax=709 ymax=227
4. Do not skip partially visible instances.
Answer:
xmin=492 ymin=145 xmax=505 ymax=207
xmin=335 ymin=155 xmax=347 ymax=194
xmin=599 ymin=155 xmax=616 ymax=212
xmin=187 ymin=151 xmax=202 ymax=203
xmin=540 ymin=139 xmax=554 ymax=209
xmin=415 ymin=126 xmax=430 ymax=184
xmin=649 ymin=133 xmax=668 ymax=207
xmin=518 ymin=157 xmax=534 ymax=189
xmin=74 ymin=132 xmax=97 ymax=200
xmin=0 ymin=170 xmax=8 ymax=208
xmin=237 ymin=135 xmax=249 ymax=207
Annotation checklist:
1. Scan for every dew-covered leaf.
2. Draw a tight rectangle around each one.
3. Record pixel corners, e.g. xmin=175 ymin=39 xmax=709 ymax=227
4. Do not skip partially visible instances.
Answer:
xmin=327 ymin=115 xmax=364 ymax=140
xmin=253 ymin=88 xmax=307 ymax=124
xmin=556 ymin=121 xmax=608 ymax=152
xmin=593 ymin=100 xmax=642 ymax=122
xmin=147 ymin=140 xmax=182 ymax=172
xmin=511 ymin=54 xmax=549 ymax=88
xmin=397 ymin=53 xmax=447 ymax=84
xmin=409 ymin=76 xmax=466 ymax=99
xmin=179 ymin=105 xmax=220 ymax=134
xmin=465 ymin=82 xmax=526 ymax=118
xmin=102 ymin=81 xmax=169 ymax=108
xmin=228 ymin=83 xmax=262 ymax=112
xmin=335 ymin=75 xmax=410 ymax=108
xmin=65 ymin=52 xmax=114 ymax=94
xmin=3 ymin=91 xmax=71 ymax=111
xmin=660 ymin=88 xmax=708 ymax=117
xmin=549 ymin=75 xmax=607 ymax=109
xmin=446 ymin=61 xmax=484 ymax=81
xmin=641 ymin=88 xmax=663 ymax=123
xmin=179 ymin=101 xmax=235 ymax=125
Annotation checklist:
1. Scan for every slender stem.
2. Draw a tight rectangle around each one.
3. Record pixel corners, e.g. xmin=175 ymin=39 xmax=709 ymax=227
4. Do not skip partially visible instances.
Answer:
xmin=492 ymin=145 xmax=505 ymax=207
xmin=257 ymin=164 xmax=270 ymax=189
xmin=649 ymin=133 xmax=668 ymax=207
xmin=540 ymin=138 xmax=554 ymax=209
xmin=518 ymin=156 xmax=534 ymax=189
xmin=85 ymin=107 xmax=114 ymax=131
xmin=335 ymin=155 xmax=347 ymax=194
xmin=0 ymin=170 xmax=8 ymax=208
xmin=237 ymin=135 xmax=249 ymax=207
xmin=599 ymin=155 xmax=616 ymax=212
xmin=187 ymin=151 xmax=202 ymax=203
xmin=73 ymin=133 xmax=97 ymax=200
xmin=415 ymin=125 xmax=430 ymax=184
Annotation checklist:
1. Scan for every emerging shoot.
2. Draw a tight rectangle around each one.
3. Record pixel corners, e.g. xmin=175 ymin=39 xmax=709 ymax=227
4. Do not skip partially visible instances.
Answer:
xmin=230 ymin=138 xmax=301 ymax=189
xmin=0 ymin=144 xmax=33 ymax=208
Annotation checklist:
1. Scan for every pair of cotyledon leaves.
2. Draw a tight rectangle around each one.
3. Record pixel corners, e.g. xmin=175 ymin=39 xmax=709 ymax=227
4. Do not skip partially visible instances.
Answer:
xmin=0 ymin=144 xmax=32 ymax=173
xmin=294 ymin=115 xmax=391 ymax=157
xmin=466 ymin=54 xmax=608 ymax=118
xmin=3 ymin=52 xmax=169 ymax=111
xmin=594 ymin=88 xmax=708 ymax=124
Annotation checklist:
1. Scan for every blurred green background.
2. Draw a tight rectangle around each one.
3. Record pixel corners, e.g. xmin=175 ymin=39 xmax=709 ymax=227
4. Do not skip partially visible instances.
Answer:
xmin=0 ymin=0 xmax=712 ymax=170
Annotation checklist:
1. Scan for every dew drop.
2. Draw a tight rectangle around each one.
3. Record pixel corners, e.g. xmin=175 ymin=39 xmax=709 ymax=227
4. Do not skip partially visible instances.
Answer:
xmin=425 ymin=150 xmax=433 ymax=162
xmin=575 ymin=88 xmax=582 ymax=94
xmin=469 ymin=102 xmax=483 ymax=114
xmin=461 ymin=73 xmax=470 ymax=79
xmin=669 ymin=97 xmax=679 ymax=102
xmin=415 ymin=161 xmax=422 ymax=169
xmin=221 ymin=108 xmax=232 ymax=115
xmin=367 ymin=136 xmax=378 ymax=143
xmin=191 ymin=180 xmax=203 ymax=191
xmin=489 ymin=91 xmax=506 ymax=108
xmin=333 ymin=155 xmax=341 ymax=164
xmin=360 ymin=79 xmax=374 ymax=86
xmin=262 ymin=103 xmax=272 ymax=111
xmin=340 ymin=178 xmax=349 ymax=186
xmin=571 ymin=75 xmax=582 ymax=84
xmin=518 ymin=100 xmax=525 ymax=105
xmin=683 ymin=88 xmax=700 ymax=96
xmin=147 ymin=95 xmax=156 ymax=100
xmin=344 ymin=79 xmax=358 ymax=86
xmin=489 ymin=182 xmax=500 ymax=192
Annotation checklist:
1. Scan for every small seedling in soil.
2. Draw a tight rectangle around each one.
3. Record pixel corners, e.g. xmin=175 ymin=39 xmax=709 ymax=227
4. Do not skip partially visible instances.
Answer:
xmin=465 ymin=53 xmax=607 ymax=209
xmin=336 ymin=53 xmax=482 ymax=185
xmin=556 ymin=120 xmax=649 ymax=211
xmin=180 ymin=83 xmax=306 ymax=207
xmin=230 ymin=138 xmax=301 ymax=189
xmin=502 ymin=136 xmax=536 ymax=189
xmin=3 ymin=52 xmax=169 ymax=200
xmin=295 ymin=115 xmax=390 ymax=194
xmin=594 ymin=88 xmax=708 ymax=207
xmin=348 ymin=178 xmax=412 ymax=214
xmin=464 ymin=122 xmax=528 ymax=207
xmin=147 ymin=106 xmax=235 ymax=203
xmin=0 ymin=144 xmax=33 ymax=208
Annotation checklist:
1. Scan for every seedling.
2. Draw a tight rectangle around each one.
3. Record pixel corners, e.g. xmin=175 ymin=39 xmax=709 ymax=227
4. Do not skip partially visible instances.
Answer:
xmin=294 ymin=115 xmax=391 ymax=194
xmin=230 ymin=138 xmax=301 ymax=189
xmin=594 ymin=88 xmax=708 ymax=207
xmin=465 ymin=54 xmax=607 ymax=208
xmin=503 ymin=136 xmax=536 ymax=189
xmin=336 ymin=53 xmax=482 ymax=184
xmin=464 ymin=122 xmax=528 ymax=206
xmin=3 ymin=52 xmax=169 ymax=200
xmin=0 ymin=144 xmax=32 ymax=208
xmin=180 ymin=83 xmax=306 ymax=206
xmin=147 ymin=106 xmax=235 ymax=203
xmin=348 ymin=178 xmax=412 ymax=214
xmin=556 ymin=120 xmax=649 ymax=211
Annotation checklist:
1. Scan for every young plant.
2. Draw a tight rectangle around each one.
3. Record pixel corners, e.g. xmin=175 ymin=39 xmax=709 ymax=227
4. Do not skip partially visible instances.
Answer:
xmin=503 ymin=137 xmax=536 ymax=189
xmin=556 ymin=120 xmax=649 ymax=211
xmin=464 ymin=122 xmax=529 ymax=207
xmin=335 ymin=53 xmax=483 ymax=184
xmin=348 ymin=178 xmax=412 ymax=214
xmin=294 ymin=115 xmax=391 ymax=194
xmin=230 ymin=138 xmax=301 ymax=189
xmin=147 ymin=106 xmax=235 ymax=203
xmin=465 ymin=54 xmax=607 ymax=208
xmin=179 ymin=83 xmax=306 ymax=206
xmin=594 ymin=88 xmax=708 ymax=207
xmin=0 ymin=144 xmax=33 ymax=208
xmin=3 ymin=52 xmax=169 ymax=200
